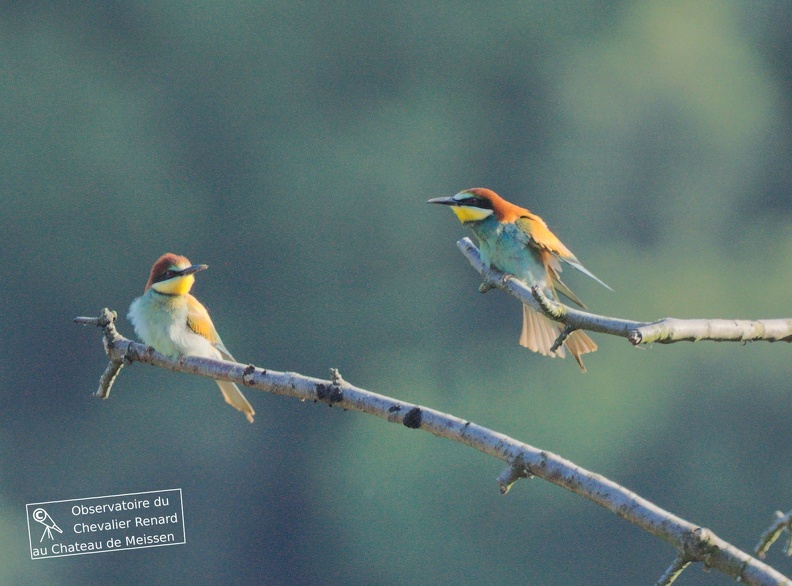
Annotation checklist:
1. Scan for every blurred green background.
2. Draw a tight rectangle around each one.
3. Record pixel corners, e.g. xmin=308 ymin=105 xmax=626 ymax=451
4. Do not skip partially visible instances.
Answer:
xmin=2 ymin=1 xmax=792 ymax=584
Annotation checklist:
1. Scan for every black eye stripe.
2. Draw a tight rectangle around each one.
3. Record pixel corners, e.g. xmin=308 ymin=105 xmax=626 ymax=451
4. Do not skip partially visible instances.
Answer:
xmin=460 ymin=197 xmax=492 ymax=210
xmin=154 ymin=267 xmax=180 ymax=283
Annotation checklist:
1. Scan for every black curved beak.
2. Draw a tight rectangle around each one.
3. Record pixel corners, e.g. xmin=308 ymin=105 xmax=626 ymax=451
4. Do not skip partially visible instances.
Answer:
xmin=179 ymin=264 xmax=208 ymax=276
xmin=426 ymin=197 xmax=457 ymax=206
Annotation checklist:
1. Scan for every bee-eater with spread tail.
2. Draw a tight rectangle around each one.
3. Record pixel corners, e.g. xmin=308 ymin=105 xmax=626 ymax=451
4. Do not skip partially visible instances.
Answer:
xmin=428 ymin=188 xmax=611 ymax=371
xmin=128 ymin=253 xmax=255 ymax=422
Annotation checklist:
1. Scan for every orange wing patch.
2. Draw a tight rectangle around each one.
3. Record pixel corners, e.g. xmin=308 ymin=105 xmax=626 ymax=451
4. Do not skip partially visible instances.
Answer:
xmin=186 ymin=294 xmax=221 ymax=344
xmin=515 ymin=215 xmax=576 ymax=260
xmin=517 ymin=214 xmax=613 ymax=291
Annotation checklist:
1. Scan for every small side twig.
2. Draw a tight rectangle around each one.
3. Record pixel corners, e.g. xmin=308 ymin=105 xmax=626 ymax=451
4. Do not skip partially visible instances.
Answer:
xmin=657 ymin=556 xmax=692 ymax=585
xmin=756 ymin=510 xmax=792 ymax=559
xmin=656 ymin=556 xmax=691 ymax=585
xmin=96 ymin=360 xmax=124 ymax=399
xmin=550 ymin=324 xmax=576 ymax=354
xmin=496 ymin=458 xmax=533 ymax=495
xmin=74 ymin=308 xmax=125 ymax=398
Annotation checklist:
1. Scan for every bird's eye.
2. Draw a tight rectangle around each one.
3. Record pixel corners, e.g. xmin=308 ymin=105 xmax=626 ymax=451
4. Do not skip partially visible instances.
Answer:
xmin=463 ymin=197 xmax=492 ymax=209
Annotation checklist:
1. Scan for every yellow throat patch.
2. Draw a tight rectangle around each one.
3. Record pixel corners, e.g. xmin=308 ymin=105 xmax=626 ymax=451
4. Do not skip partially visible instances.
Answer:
xmin=451 ymin=205 xmax=494 ymax=224
xmin=151 ymin=274 xmax=195 ymax=296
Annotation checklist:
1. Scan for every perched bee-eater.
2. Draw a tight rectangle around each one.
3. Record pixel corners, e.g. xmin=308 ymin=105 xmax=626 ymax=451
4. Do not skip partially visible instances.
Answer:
xmin=428 ymin=188 xmax=611 ymax=371
xmin=128 ymin=253 xmax=255 ymax=422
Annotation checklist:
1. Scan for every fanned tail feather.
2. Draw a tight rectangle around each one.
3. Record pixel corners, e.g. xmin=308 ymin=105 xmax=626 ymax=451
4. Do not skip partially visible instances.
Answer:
xmin=563 ymin=330 xmax=598 ymax=373
xmin=520 ymin=303 xmax=565 ymax=358
xmin=520 ymin=304 xmax=597 ymax=372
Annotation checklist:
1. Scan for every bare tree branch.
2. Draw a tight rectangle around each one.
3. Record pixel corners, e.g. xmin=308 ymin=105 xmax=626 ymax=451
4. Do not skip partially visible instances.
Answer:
xmin=656 ymin=556 xmax=691 ymax=585
xmin=75 ymin=311 xmax=126 ymax=398
xmin=75 ymin=309 xmax=791 ymax=585
xmin=456 ymin=237 xmax=792 ymax=346
xmin=756 ymin=510 xmax=792 ymax=559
